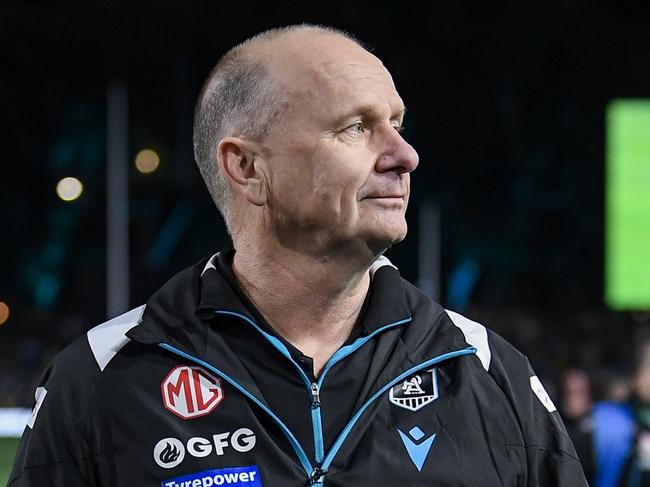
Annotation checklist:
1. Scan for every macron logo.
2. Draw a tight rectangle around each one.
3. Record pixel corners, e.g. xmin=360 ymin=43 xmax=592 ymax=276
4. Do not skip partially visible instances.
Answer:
xmin=398 ymin=426 xmax=436 ymax=472
xmin=162 ymin=465 xmax=261 ymax=487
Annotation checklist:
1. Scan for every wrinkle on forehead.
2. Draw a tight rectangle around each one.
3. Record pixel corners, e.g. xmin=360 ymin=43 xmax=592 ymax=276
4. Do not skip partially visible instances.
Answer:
xmin=304 ymin=55 xmax=397 ymax=110
xmin=315 ymin=60 xmax=396 ymax=93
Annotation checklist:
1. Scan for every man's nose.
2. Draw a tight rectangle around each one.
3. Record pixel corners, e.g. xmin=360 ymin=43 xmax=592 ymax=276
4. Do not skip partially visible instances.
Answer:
xmin=374 ymin=126 xmax=419 ymax=175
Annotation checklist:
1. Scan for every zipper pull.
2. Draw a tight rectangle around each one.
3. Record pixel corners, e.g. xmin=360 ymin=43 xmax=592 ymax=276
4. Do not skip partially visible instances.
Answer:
xmin=310 ymin=466 xmax=327 ymax=485
xmin=310 ymin=382 xmax=321 ymax=408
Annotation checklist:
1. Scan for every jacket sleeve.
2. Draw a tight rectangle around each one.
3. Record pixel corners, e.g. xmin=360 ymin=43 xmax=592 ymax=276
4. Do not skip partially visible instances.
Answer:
xmin=487 ymin=330 xmax=589 ymax=486
xmin=8 ymin=336 xmax=101 ymax=486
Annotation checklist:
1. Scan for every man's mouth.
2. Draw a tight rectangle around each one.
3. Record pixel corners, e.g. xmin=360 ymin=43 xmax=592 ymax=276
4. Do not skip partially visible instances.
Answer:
xmin=360 ymin=195 xmax=406 ymax=207
xmin=361 ymin=194 xmax=406 ymax=200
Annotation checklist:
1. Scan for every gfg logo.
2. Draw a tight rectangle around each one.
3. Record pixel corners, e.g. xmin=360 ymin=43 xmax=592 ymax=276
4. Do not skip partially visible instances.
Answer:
xmin=154 ymin=438 xmax=185 ymax=468
xmin=154 ymin=428 xmax=257 ymax=469
xmin=162 ymin=365 xmax=224 ymax=419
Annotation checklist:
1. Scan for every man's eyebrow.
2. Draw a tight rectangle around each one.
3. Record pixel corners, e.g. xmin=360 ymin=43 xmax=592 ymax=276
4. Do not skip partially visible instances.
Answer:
xmin=334 ymin=104 xmax=407 ymax=124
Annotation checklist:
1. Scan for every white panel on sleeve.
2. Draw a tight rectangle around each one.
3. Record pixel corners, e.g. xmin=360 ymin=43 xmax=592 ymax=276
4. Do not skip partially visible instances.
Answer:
xmin=27 ymin=387 xmax=47 ymax=429
xmin=87 ymin=305 xmax=146 ymax=371
xmin=530 ymin=375 xmax=557 ymax=412
xmin=445 ymin=310 xmax=491 ymax=371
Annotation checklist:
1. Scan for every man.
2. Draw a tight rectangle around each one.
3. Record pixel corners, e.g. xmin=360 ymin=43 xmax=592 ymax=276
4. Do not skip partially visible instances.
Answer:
xmin=10 ymin=25 xmax=587 ymax=486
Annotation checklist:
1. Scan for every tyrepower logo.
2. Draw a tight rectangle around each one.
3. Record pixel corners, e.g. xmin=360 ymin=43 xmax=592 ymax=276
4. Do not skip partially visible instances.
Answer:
xmin=153 ymin=428 xmax=257 ymax=469
xmin=162 ymin=365 xmax=224 ymax=419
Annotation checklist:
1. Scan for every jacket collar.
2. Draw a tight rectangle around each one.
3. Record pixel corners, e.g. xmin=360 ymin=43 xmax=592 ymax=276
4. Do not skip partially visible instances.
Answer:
xmin=128 ymin=250 xmax=412 ymax=347
xmin=196 ymin=250 xmax=412 ymax=335
xmin=196 ymin=250 xmax=255 ymax=323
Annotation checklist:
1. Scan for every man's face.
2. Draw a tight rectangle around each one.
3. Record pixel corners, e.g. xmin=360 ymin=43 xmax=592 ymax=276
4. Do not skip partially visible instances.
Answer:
xmin=260 ymin=35 xmax=419 ymax=256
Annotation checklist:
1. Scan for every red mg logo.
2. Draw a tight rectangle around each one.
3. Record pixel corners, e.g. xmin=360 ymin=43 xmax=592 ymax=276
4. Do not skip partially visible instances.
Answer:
xmin=161 ymin=366 xmax=224 ymax=419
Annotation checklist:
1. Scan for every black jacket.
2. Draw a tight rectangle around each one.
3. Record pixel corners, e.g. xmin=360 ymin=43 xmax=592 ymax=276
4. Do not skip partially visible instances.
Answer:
xmin=9 ymin=254 xmax=587 ymax=486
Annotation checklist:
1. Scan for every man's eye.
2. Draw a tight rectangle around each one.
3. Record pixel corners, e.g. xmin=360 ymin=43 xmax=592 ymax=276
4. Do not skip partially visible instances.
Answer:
xmin=393 ymin=123 xmax=405 ymax=133
xmin=346 ymin=121 xmax=365 ymax=134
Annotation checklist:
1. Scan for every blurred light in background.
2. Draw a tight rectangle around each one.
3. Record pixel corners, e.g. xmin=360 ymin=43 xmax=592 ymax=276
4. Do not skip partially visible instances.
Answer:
xmin=0 ymin=409 xmax=29 ymax=437
xmin=135 ymin=149 xmax=160 ymax=174
xmin=606 ymin=99 xmax=650 ymax=310
xmin=56 ymin=177 xmax=83 ymax=202
xmin=0 ymin=301 xmax=9 ymax=325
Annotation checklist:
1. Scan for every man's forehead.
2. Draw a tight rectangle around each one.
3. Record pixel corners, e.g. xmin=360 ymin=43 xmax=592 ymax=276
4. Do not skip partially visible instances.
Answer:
xmin=304 ymin=62 xmax=403 ymax=118
xmin=257 ymin=31 xmax=388 ymax=85
xmin=272 ymin=39 xmax=398 ymax=102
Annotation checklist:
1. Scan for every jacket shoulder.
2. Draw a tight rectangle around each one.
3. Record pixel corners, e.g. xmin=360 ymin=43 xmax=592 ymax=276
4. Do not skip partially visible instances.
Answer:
xmin=399 ymin=281 xmax=525 ymax=374
xmin=85 ymin=304 xmax=146 ymax=370
xmin=398 ymin=280 xmax=494 ymax=371
xmin=436 ymin=309 xmax=587 ymax=484
xmin=8 ymin=306 xmax=147 ymax=485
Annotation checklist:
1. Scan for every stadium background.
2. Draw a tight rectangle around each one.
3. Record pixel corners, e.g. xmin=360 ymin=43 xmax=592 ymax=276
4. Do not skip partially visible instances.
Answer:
xmin=1 ymin=0 xmax=649 ymax=483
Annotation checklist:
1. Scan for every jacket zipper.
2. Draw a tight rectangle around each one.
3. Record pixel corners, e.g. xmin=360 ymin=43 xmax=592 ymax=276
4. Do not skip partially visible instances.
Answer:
xmin=212 ymin=310 xmax=328 ymax=467
xmin=310 ymin=381 xmax=324 ymax=467
xmin=159 ymin=310 xmax=477 ymax=486
xmin=211 ymin=311 xmax=412 ymax=473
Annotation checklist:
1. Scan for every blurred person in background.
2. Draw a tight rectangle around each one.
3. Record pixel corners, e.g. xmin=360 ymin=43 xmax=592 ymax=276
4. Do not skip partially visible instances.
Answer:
xmin=586 ymin=342 xmax=650 ymax=487
xmin=622 ymin=339 xmax=650 ymax=485
xmin=562 ymin=368 xmax=596 ymax=480
xmin=9 ymin=24 xmax=586 ymax=486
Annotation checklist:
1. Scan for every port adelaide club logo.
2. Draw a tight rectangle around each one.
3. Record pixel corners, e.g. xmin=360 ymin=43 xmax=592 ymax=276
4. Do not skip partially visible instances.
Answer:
xmin=389 ymin=368 xmax=439 ymax=412
xmin=162 ymin=365 xmax=224 ymax=419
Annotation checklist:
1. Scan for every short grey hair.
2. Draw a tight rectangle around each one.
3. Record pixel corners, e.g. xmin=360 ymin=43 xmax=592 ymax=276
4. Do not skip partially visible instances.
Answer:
xmin=193 ymin=25 xmax=363 ymax=230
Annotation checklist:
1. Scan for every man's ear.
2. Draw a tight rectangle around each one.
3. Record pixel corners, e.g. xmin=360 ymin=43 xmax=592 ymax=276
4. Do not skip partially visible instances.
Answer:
xmin=217 ymin=137 xmax=268 ymax=206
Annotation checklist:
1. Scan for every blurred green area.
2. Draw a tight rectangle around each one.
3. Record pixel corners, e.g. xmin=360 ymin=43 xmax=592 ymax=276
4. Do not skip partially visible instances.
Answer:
xmin=0 ymin=437 xmax=19 ymax=486
xmin=606 ymin=99 xmax=650 ymax=309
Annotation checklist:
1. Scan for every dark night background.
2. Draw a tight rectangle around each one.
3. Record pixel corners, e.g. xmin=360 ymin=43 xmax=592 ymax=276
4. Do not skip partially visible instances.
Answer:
xmin=1 ymin=0 xmax=649 ymax=413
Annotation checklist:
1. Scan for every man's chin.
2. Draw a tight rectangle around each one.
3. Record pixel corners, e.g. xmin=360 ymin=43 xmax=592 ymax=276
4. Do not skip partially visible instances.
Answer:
xmin=361 ymin=226 xmax=408 ymax=256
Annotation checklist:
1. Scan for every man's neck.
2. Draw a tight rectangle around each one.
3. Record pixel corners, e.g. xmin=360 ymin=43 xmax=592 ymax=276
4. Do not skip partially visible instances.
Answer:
xmin=232 ymin=241 xmax=373 ymax=377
